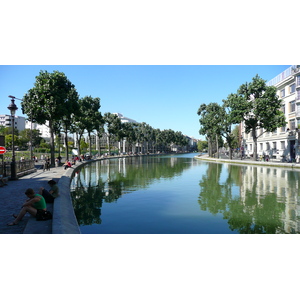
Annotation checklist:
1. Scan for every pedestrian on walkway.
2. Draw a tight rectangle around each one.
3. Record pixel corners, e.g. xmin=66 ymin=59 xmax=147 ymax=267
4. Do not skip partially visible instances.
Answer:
xmin=7 ymin=188 xmax=47 ymax=226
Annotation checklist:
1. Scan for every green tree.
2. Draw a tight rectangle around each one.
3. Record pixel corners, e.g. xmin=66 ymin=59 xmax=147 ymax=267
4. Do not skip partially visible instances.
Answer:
xmin=22 ymin=70 xmax=79 ymax=165
xmin=122 ymin=122 xmax=138 ymax=153
xmin=19 ymin=128 xmax=42 ymax=150
xmin=103 ymin=113 xmax=122 ymax=155
xmin=230 ymin=125 xmax=240 ymax=150
xmin=71 ymin=96 xmax=101 ymax=156
xmin=197 ymin=140 xmax=208 ymax=152
xmin=81 ymin=96 xmax=102 ymax=156
xmin=225 ymin=75 xmax=286 ymax=161
xmin=197 ymin=103 xmax=224 ymax=158
xmin=5 ymin=134 xmax=20 ymax=149
xmin=80 ymin=139 xmax=88 ymax=153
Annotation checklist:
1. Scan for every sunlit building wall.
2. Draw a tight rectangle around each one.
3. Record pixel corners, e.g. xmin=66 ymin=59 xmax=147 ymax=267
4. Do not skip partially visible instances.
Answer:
xmin=242 ymin=65 xmax=300 ymax=161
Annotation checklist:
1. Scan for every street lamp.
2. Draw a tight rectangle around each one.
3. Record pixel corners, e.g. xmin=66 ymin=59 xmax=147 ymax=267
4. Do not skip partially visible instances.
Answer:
xmin=7 ymin=95 xmax=18 ymax=180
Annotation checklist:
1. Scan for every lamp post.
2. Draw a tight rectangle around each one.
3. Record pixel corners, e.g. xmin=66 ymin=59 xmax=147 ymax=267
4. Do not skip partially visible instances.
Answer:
xmin=7 ymin=96 xmax=18 ymax=180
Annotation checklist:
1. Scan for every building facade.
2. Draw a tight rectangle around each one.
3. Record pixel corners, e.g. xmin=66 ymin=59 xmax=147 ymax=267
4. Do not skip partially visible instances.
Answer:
xmin=0 ymin=114 xmax=26 ymax=131
xmin=25 ymin=120 xmax=51 ymax=141
xmin=241 ymin=65 xmax=300 ymax=161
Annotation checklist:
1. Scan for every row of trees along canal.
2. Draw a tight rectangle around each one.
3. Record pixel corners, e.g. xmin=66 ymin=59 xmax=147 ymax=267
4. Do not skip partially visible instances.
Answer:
xmin=21 ymin=70 xmax=190 ymax=166
xmin=197 ymin=75 xmax=286 ymax=161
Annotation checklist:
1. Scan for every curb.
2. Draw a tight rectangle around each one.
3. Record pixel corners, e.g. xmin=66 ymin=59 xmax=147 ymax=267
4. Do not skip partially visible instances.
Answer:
xmin=194 ymin=155 xmax=300 ymax=169
xmin=52 ymin=165 xmax=82 ymax=234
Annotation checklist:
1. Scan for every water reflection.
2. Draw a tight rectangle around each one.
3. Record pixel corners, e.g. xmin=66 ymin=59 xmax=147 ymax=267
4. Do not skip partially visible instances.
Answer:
xmin=71 ymin=156 xmax=193 ymax=227
xmin=70 ymin=155 xmax=300 ymax=233
xmin=198 ymin=163 xmax=299 ymax=233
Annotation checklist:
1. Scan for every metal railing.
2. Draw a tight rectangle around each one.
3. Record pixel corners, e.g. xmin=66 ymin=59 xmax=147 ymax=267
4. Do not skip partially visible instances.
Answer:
xmin=267 ymin=65 xmax=297 ymax=87
xmin=0 ymin=159 xmax=36 ymax=178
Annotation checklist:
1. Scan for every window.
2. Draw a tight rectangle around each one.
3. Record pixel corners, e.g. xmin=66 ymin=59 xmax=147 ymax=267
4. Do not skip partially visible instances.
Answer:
xmin=281 ymin=88 xmax=285 ymax=98
xmin=273 ymin=142 xmax=277 ymax=150
xmin=290 ymin=101 xmax=296 ymax=112
xmin=290 ymin=83 xmax=296 ymax=94
xmin=281 ymin=141 xmax=285 ymax=149
xmin=282 ymin=105 xmax=285 ymax=114
xmin=260 ymin=143 xmax=263 ymax=150
xmin=290 ymin=119 xmax=296 ymax=130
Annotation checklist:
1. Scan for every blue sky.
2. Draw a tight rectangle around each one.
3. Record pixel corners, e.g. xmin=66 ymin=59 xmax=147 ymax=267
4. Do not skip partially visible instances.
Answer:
xmin=1 ymin=0 xmax=297 ymax=292
xmin=0 ymin=65 xmax=291 ymax=139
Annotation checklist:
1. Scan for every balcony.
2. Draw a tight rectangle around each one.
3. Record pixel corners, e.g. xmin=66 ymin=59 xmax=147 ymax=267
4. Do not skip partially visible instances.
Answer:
xmin=291 ymin=66 xmax=300 ymax=76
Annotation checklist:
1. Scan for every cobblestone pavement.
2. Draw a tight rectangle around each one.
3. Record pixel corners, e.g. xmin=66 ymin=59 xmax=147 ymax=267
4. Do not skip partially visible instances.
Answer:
xmin=0 ymin=164 xmax=67 ymax=234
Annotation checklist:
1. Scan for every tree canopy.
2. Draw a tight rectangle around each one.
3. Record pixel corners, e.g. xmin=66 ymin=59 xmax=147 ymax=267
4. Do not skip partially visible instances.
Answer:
xmin=198 ymin=74 xmax=287 ymax=160
xmin=22 ymin=70 xmax=79 ymax=164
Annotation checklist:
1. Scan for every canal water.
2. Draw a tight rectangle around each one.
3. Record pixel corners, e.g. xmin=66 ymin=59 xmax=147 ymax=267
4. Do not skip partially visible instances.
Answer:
xmin=70 ymin=153 xmax=300 ymax=234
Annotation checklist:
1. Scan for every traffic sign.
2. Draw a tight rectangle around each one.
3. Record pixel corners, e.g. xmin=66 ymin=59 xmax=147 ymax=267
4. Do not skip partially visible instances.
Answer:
xmin=0 ymin=146 xmax=7 ymax=154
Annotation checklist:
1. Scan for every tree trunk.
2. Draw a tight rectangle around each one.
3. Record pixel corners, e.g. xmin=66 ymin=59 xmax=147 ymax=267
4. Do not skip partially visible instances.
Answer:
xmin=88 ymin=132 xmax=92 ymax=156
xmin=252 ymin=129 xmax=258 ymax=161
xmin=64 ymin=124 xmax=69 ymax=161
xmin=216 ymin=135 xmax=219 ymax=159
xmin=107 ymin=134 xmax=111 ymax=155
xmin=207 ymin=137 xmax=212 ymax=157
xmin=49 ymin=120 xmax=55 ymax=166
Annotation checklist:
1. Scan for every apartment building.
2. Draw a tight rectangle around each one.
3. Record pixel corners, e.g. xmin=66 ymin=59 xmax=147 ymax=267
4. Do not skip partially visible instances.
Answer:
xmin=241 ymin=65 xmax=300 ymax=161
xmin=0 ymin=114 xmax=26 ymax=131
xmin=25 ymin=120 xmax=51 ymax=141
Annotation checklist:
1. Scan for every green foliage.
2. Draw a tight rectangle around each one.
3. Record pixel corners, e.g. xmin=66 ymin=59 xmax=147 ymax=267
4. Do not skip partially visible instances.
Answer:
xmin=3 ymin=69 xmax=193 ymax=160
xmin=225 ymin=75 xmax=286 ymax=160
xmin=198 ymin=74 xmax=287 ymax=160
xmin=80 ymin=139 xmax=88 ymax=152
xmin=22 ymin=70 xmax=79 ymax=164
xmin=5 ymin=134 xmax=20 ymax=149
xmin=197 ymin=140 xmax=208 ymax=152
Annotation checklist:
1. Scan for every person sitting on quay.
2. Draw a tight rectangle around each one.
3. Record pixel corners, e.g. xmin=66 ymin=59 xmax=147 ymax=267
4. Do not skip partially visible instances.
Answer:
xmin=7 ymin=188 xmax=47 ymax=226
xmin=39 ymin=180 xmax=59 ymax=203
xmin=63 ymin=160 xmax=72 ymax=170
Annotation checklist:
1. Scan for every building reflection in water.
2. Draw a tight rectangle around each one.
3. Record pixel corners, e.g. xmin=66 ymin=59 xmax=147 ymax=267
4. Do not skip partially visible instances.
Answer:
xmin=240 ymin=165 xmax=300 ymax=234
xmin=198 ymin=162 xmax=300 ymax=234
xmin=71 ymin=156 xmax=300 ymax=234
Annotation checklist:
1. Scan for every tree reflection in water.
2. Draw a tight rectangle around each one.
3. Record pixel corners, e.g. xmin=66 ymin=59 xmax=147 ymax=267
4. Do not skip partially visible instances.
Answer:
xmin=70 ymin=155 xmax=297 ymax=233
xmin=71 ymin=156 xmax=191 ymax=227
xmin=198 ymin=163 xmax=286 ymax=234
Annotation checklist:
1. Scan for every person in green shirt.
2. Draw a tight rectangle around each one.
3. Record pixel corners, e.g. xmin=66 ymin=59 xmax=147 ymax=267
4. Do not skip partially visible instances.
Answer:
xmin=7 ymin=188 xmax=47 ymax=226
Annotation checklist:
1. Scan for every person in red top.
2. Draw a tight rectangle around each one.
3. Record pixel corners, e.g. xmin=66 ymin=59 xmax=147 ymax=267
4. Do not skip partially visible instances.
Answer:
xmin=63 ymin=160 xmax=72 ymax=170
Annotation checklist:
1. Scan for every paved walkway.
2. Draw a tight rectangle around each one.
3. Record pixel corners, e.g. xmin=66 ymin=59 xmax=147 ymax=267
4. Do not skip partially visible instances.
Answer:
xmin=0 ymin=163 xmax=67 ymax=234
xmin=196 ymin=154 xmax=300 ymax=169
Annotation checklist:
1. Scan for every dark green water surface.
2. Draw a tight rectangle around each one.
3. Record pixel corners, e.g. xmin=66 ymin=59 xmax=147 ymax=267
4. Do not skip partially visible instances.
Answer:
xmin=70 ymin=153 xmax=300 ymax=234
